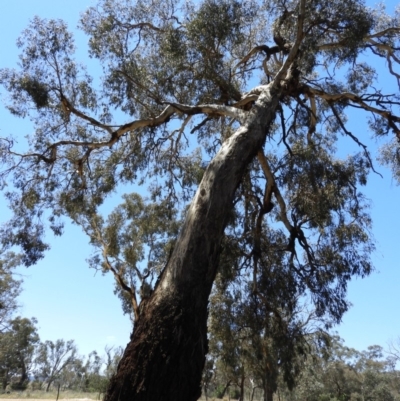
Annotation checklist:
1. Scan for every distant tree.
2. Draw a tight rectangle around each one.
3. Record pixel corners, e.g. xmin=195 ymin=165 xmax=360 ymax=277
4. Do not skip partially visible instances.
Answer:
xmin=0 ymin=317 xmax=39 ymax=390
xmin=56 ymin=356 xmax=85 ymax=391
xmin=40 ymin=347 xmax=122 ymax=394
xmin=208 ymin=219 xmax=337 ymax=401
xmin=103 ymin=346 xmax=123 ymax=381
xmin=56 ymin=350 xmax=105 ymax=392
xmin=359 ymin=346 xmax=397 ymax=401
xmin=35 ymin=339 xmax=77 ymax=391
xmin=209 ymin=281 xmax=327 ymax=401
xmin=81 ymin=351 xmax=104 ymax=392
xmin=85 ymin=347 xmax=124 ymax=398
xmin=1 ymin=0 xmax=400 ymax=400
xmin=286 ymin=336 xmax=400 ymax=401
xmin=0 ymin=253 xmax=22 ymax=331
xmin=387 ymin=337 xmax=400 ymax=365
xmin=202 ymin=357 xmax=215 ymax=400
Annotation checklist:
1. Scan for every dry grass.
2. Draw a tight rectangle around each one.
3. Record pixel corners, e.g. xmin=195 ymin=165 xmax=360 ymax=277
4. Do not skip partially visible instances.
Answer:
xmin=0 ymin=392 xmax=228 ymax=401
xmin=0 ymin=390 xmax=100 ymax=400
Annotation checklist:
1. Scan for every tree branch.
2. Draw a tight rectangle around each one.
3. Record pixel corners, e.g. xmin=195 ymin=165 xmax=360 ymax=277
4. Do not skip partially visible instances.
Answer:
xmin=256 ymin=150 xmax=293 ymax=233
xmin=273 ymin=0 xmax=306 ymax=87
xmin=60 ymin=95 xmax=113 ymax=134
xmin=235 ymin=45 xmax=281 ymax=69
xmin=329 ymin=103 xmax=383 ymax=177
xmin=118 ymin=21 xmax=164 ymax=33
xmin=164 ymin=102 xmax=246 ymax=121
xmin=232 ymin=94 xmax=259 ymax=108
xmin=304 ymin=86 xmax=400 ymax=139
xmin=367 ymin=27 xmax=400 ymax=39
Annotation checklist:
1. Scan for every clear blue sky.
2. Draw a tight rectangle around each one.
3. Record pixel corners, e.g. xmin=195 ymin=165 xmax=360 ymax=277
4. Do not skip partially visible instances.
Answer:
xmin=0 ymin=0 xmax=399 ymax=359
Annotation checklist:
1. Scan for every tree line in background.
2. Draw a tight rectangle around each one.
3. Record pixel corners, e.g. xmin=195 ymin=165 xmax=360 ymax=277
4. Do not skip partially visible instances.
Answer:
xmin=0 ymin=319 xmax=122 ymax=395
xmin=0 ymin=263 xmax=122 ymax=394
xmin=205 ymin=334 xmax=400 ymax=401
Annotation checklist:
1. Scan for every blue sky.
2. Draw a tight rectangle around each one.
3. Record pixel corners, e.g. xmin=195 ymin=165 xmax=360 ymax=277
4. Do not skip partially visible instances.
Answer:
xmin=0 ymin=0 xmax=399 ymax=359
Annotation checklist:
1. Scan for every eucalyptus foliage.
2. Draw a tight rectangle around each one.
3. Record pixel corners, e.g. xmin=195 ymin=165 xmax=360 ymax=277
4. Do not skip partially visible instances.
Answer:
xmin=0 ymin=317 xmax=39 ymax=390
xmin=0 ymin=253 xmax=22 ymax=331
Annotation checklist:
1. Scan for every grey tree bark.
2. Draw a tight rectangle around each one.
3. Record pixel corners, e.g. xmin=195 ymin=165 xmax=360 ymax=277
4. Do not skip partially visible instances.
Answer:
xmin=104 ymin=84 xmax=283 ymax=401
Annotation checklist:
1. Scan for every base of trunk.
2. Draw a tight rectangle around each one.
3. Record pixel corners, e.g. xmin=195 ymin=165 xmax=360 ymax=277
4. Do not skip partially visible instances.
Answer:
xmin=105 ymin=290 xmax=208 ymax=401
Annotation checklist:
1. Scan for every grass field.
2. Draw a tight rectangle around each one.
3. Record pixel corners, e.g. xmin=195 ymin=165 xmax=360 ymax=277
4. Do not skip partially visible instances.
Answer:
xmin=0 ymin=390 xmax=214 ymax=400
xmin=0 ymin=390 xmax=101 ymax=400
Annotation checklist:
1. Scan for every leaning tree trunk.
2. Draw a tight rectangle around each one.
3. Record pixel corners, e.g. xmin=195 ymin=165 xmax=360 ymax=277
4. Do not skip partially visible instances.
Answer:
xmin=220 ymin=380 xmax=232 ymax=399
xmin=104 ymin=84 xmax=282 ymax=401
xmin=45 ymin=379 xmax=52 ymax=392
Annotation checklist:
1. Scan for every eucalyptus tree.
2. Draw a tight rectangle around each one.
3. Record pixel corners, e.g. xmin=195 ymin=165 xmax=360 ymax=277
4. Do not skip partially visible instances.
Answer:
xmin=35 ymin=339 xmax=78 ymax=392
xmin=208 ymin=231 xmax=330 ymax=401
xmin=287 ymin=337 xmax=400 ymax=401
xmin=0 ymin=317 xmax=39 ymax=390
xmin=0 ymin=253 xmax=22 ymax=331
xmin=0 ymin=0 xmax=400 ymax=400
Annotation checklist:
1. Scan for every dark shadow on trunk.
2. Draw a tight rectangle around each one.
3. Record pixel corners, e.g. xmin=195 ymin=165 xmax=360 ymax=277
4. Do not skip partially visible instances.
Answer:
xmin=105 ymin=291 xmax=209 ymax=401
